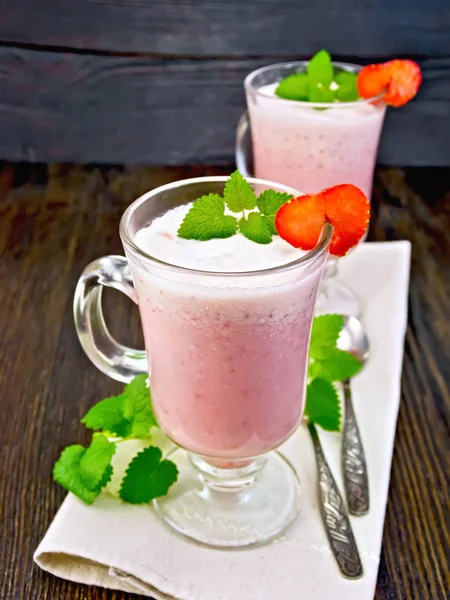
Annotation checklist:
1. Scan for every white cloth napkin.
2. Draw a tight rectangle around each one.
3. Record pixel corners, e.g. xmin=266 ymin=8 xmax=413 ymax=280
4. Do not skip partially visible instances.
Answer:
xmin=35 ymin=241 xmax=411 ymax=600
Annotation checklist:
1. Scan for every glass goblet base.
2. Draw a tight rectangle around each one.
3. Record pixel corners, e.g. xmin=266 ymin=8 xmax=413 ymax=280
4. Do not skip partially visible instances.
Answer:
xmin=153 ymin=448 xmax=302 ymax=549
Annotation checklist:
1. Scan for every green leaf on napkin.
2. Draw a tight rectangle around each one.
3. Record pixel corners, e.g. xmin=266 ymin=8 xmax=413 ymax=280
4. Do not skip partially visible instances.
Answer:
xmin=307 ymin=314 xmax=362 ymax=431
xmin=82 ymin=374 xmax=156 ymax=439
xmin=53 ymin=434 xmax=115 ymax=504
xmin=309 ymin=314 xmax=344 ymax=358
xmin=305 ymin=378 xmax=341 ymax=431
xmin=123 ymin=375 xmax=158 ymax=436
xmin=310 ymin=348 xmax=362 ymax=382
xmin=54 ymin=376 xmax=178 ymax=506
xmin=119 ymin=447 xmax=178 ymax=504
xmin=81 ymin=394 xmax=126 ymax=432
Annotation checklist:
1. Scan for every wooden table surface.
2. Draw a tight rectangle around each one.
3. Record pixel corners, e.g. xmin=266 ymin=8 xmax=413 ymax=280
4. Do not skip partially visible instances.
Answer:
xmin=0 ymin=164 xmax=448 ymax=599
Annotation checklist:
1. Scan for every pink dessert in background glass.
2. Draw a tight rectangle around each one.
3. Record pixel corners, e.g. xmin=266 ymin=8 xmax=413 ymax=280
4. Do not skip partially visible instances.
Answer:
xmin=245 ymin=62 xmax=386 ymax=199
xmin=238 ymin=61 xmax=386 ymax=318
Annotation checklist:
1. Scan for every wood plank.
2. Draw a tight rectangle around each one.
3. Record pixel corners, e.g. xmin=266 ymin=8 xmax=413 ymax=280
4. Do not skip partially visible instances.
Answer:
xmin=0 ymin=0 xmax=448 ymax=57
xmin=370 ymin=168 xmax=450 ymax=598
xmin=0 ymin=48 xmax=448 ymax=166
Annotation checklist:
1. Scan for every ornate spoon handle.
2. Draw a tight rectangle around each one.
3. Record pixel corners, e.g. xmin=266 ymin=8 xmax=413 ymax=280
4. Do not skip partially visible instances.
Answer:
xmin=342 ymin=379 xmax=370 ymax=515
xmin=308 ymin=422 xmax=363 ymax=579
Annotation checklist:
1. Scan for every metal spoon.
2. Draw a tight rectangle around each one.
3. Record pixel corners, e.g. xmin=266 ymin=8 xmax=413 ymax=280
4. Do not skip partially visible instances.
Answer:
xmin=338 ymin=316 xmax=370 ymax=516
xmin=308 ymin=421 xmax=364 ymax=578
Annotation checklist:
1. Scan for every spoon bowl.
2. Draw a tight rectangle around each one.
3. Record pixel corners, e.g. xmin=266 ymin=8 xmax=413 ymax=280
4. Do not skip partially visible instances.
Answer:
xmin=338 ymin=316 xmax=370 ymax=364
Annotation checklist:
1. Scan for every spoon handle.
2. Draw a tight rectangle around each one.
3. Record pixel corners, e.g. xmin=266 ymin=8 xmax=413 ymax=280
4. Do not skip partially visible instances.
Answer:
xmin=342 ymin=379 xmax=370 ymax=515
xmin=308 ymin=422 xmax=363 ymax=579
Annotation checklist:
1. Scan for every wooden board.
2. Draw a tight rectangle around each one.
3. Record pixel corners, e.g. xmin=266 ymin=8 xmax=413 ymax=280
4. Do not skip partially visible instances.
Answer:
xmin=0 ymin=0 xmax=448 ymax=57
xmin=0 ymin=48 xmax=448 ymax=166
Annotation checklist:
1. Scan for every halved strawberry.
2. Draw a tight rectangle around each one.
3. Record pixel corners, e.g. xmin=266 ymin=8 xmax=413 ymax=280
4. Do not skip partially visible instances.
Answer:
xmin=356 ymin=64 xmax=389 ymax=99
xmin=274 ymin=193 xmax=325 ymax=251
xmin=357 ymin=59 xmax=421 ymax=107
xmin=275 ymin=184 xmax=370 ymax=257
xmin=321 ymin=184 xmax=370 ymax=256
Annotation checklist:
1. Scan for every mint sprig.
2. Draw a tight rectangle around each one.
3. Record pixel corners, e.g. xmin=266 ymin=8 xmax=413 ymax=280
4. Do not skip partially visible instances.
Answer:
xmin=275 ymin=49 xmax=360 ymax=105
xmin=305 ymin=313 xmax=363 ymax=431
xmin=177 ymin=170 xmax=293 ymax=244
xmin=54 ymin=376 xmax=178 ymax=505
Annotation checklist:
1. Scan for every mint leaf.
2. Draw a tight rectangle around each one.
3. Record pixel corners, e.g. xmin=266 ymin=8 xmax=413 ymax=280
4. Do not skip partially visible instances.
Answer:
xmin=336 ymin=85 xmax=359 ymax=102
xmin=119 ymin=447 xmax=178 ymax=504
xmin=53 ymin=436 xmax=115 ymax=505
xmin=223 ymin=170 xmax=257 ymax=212
xmin=178 ymin=194 xmax=239 ymax=240
xmin=305 ymin=378 xmax=341 ymax=431
xmin=335 ymin=71 xmax=358 ymax=87
xmin=82 ymin=394 xmax=126 ymax=432
xmin=335 ymin=71 xmax=359 ymax=102
xmin=275 ymin=73 xmax=309 ymax=101
xmin=97 ymin=465 xmax=114 ymax=490
xmin=123 ymin=374 xmax=157 ymax=438
xmin=307 ymin=49 xmax=334 ymax=86
xmin=239 ymin=212 xmax=273 ymax=245
xmin=82 ymin=375 xmax=157 ymax=439
xmin=310 ymin=314 xmax=344 ymax=359
xmin=310 ymin=349 xmax=362 ymax=382
xmin=256 ymin=190 xmax=293 ymax=234
xmin=108 ymin=419 xmax=133 ymax=438
xmin=308 ymin=82 xmax=336 ymax=103
xmin=53 ymin=446 xmax=100 ymax=504
xmin=79 ymin=434 xmax=116 ymax=490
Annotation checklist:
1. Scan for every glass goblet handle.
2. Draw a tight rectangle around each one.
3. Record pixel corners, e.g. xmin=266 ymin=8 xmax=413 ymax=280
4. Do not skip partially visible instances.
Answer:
xmin=73 ymin=255 xmax=148 ymax=383
xmin=235 ymin=111 xmax=253 ymax=177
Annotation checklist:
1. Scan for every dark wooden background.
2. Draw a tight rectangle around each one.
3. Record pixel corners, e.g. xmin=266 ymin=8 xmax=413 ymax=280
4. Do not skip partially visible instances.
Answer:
xmin=0 ymin=0 xmax=449 ymax=166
